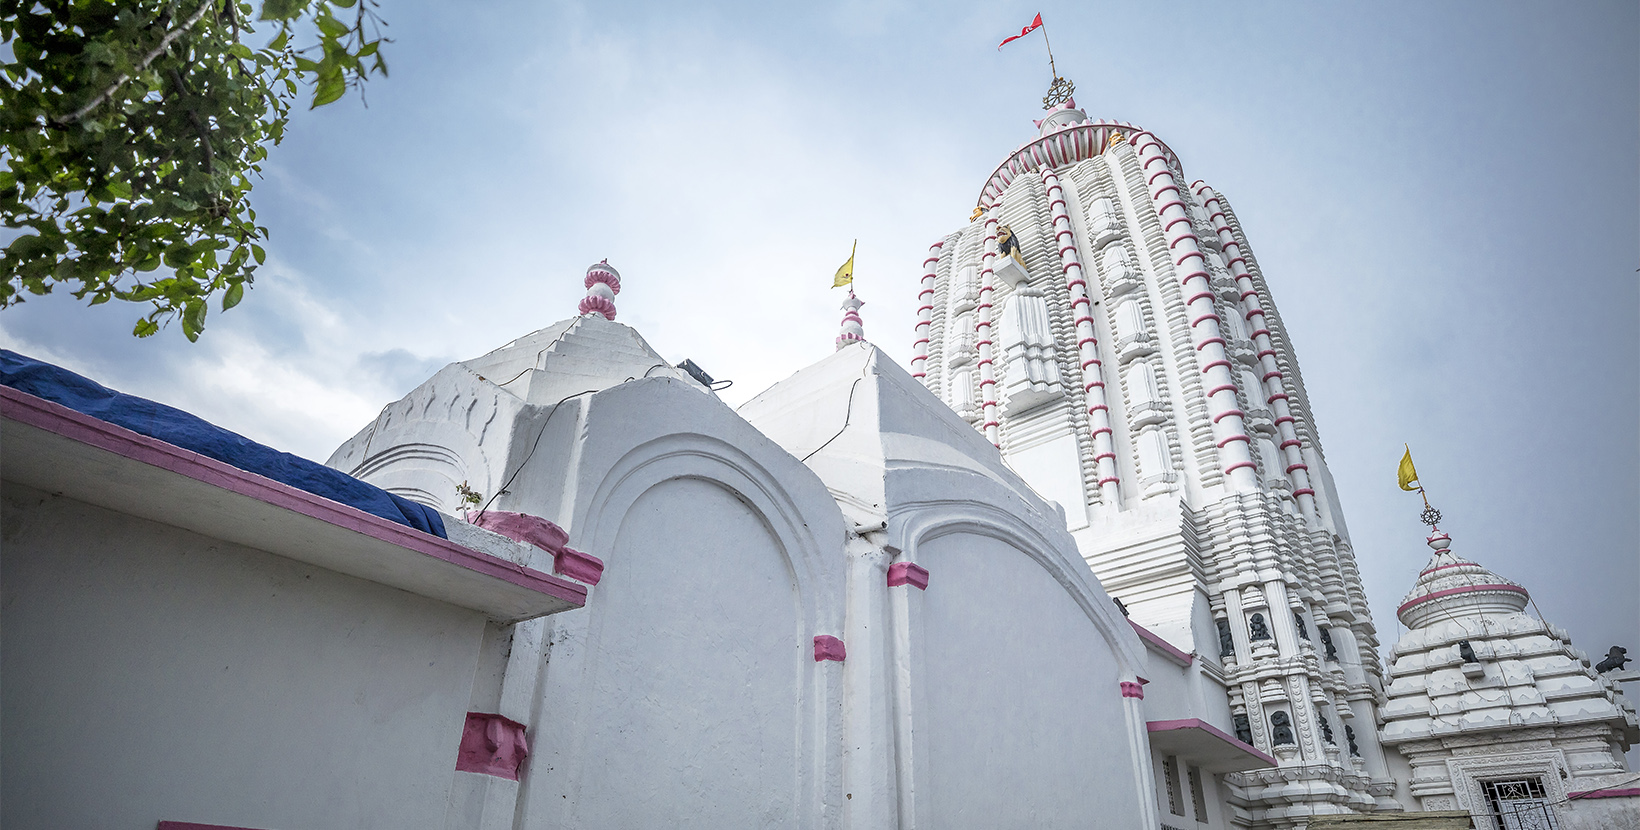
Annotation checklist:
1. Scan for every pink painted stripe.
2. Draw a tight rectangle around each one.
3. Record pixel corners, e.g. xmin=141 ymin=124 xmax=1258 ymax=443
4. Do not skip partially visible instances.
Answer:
xmin=1568 ymin=787 xmax=1640 ymax=800
xmin=1217 ymin=435 xmax=1250 ymax=448
xmin=1129 ymin=619 xmax=1193 ymax=666
xmin=1146 ymin=718 xmax=1277 ymax=766
xmin=1224 ymin=461 xmax=1257 ymax=475
xmin=159 ymin=824 xmax=267 ymax=830
xmin=1397 ymin=583 xmax=1529 ymax=616
xmin=1292 ymin=488 xmax=1315 ymax=497
xmin=1120 ymin=680 xmax=1146 ymax=699
xmin=0 ymin=386 xmax=587 ymax=607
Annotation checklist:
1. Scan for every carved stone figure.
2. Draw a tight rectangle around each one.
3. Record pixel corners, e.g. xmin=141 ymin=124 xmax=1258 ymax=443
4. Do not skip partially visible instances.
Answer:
xmin=1269 ymin=711 xmax=1294 ymax=745
xmin=1319 ymin=626 xmax=1338 ymax=661
xmin=1249 ymin=612 xmax=1271 ymax=641
xmin=1345 ymin=724 xmax=1360 ymax=756
xmin=1596 ymin=646 xmax=1630 ymax=673
xmin=1458 ymin=639 xmax=1478 ymax=664
xmin=1216 ymin=618 xmax=1234 ymax=658
xmin=1317 ymin=711 xmax=1335 ymax=744
xmin=1294 ymin=611 xmax=1310 ymax=640
xmin=1233 ymin=713 xmax=1253 ymax=746
xmin=995 ymin=224 xmax=1027 ymax=270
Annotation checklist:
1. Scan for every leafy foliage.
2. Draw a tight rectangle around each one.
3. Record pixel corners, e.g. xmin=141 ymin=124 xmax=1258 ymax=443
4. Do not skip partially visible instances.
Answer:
xmin=0 ymin=0 xmax=387 ymax=340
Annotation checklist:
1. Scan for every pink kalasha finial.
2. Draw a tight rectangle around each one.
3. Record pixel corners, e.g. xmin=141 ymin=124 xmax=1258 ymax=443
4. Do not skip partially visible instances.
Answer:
xmin=579 ymin=259 xmax=621 ymax=320
xmin=836 ymin=290 xmax=865 ymax=350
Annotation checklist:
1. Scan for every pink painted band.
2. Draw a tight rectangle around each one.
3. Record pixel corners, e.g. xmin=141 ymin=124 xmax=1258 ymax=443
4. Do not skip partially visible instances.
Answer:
xmin=887 ymin=561 xmax=931 ymax=590
xmin=1262 ymin=371 xmax=1283 ymax=381
xmin=1197 ymin=337 xmax=1226 ymax=350
xmin=1218 ymin=435 xmax=1250 ymax=448
xmin=814 ymin=635 xmax=847 ymax=662
xmin=1240 ymin=290 xmax=1259 ymax=301
xmin=1213 ymin=409 xmax=1246 ymax=423
xmin=917 ymin=304 xmax=933 ymax=313
xmin=1120 ymin=680 xmax=1146 ymax=699
xmin=1224 ymin=461 xmax=1257 ymax=474
xmin=1092 ymin=427 xmax=1113 ymax=438
xmin=1293 ymin=488 xmax=1315 ymax=497
xmin=0 ymin=386 xmax=587 ymax=607
xmin=1164 ymin=216 xmax=1193 ymax=232
xmin=1049 ymin=197 xmax=1067 ymax=210
xmin=1569 ymin=787 xmax=1640 ymax=800
xmin=1130 ymin=620 xmax=1194 ymax=666
xmin=1257 ymin=349 xmax=1277 ymax=359
xmin=1251 ymin=328 xmax=1272 ymax=338
xmin=1148 ymin=169 xmax=1172 ymax=185
xmin=1267 ymin=393 xmax=1290 ymax=403
xmin=911 ymin=372 xmax=926 ymax=379
xmin=1094 ymin=452 xmax=1116 ymax=462
xmin=1190 ymin=314 xmax=1218 ymax=328
xmin=1097 ymin=476 xmax=1120 ymax=486
xmin=923 ymin=256 xmax=941 ymax=266
xmin=1227 ymin=256 xmax=1247 ymax=268
xmin=1146 ymin=719 xmax=1277 ymax=766
xmin=1201 ymin=359 xmax=1232 ymax=373
xmin=1067 ymin=278 xmax=1087 ymax=290
xmin=1274 ymin=415 xmax=1295 ymax=426
xmin=1088 ymin=404 xmax=1109 ymax=413
xmin=1245 ymin=308 xmax=1266 ymax=320
xmin=982 ymin=420 xmax=1000 ymax=429
xmin=1186 ymin=291 xmax=1215 ymax=305
xmin=1075 ymin=315 xmax=1096 ymax=327
xmin=1155 ymin=198 xmax=1185 ymax=213
xmin=1397 ymin=584 xmax=1529 ymax=616
xmin=1077 ymin=337 xmax=1098 ymax=348
xmin=912 ymin=337 xmax=930 ymax=347
xmin=1206 ymin=384 xmax=1237 ymax=396
xmin=1280 ymin=439 xmax=1301 ymax=449
xmin=1081 ymin=358 xmax=1101 ymax=369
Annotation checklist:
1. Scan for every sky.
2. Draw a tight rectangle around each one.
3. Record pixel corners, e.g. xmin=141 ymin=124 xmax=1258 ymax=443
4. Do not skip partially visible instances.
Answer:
xmin=3 ymin=1 xmax=1636 ymax=681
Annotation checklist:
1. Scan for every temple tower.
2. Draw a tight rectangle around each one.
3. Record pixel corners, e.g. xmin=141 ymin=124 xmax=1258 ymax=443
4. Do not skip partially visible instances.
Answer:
xmin=911 ymin=99 xmax=1399 ymax=825
xmin=1380 ymin=528 xmax=1639 ymax=829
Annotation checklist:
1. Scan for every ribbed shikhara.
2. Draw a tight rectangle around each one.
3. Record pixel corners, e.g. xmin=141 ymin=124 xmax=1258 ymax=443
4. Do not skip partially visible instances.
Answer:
xmin=910 ymin=115 xmax=1397 ymax=828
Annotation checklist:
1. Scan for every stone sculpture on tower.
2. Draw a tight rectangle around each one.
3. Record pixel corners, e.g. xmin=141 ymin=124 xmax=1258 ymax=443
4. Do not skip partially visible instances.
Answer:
xmin=911 ymin=97 xmax=1400 ymax=826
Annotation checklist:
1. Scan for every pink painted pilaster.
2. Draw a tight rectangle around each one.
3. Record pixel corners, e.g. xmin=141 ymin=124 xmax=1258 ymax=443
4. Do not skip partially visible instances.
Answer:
xmin=976 ymin=215 xmax=1001 ymax=447
xmin=457 ymin=712 xmax=531 ymax=780
xmin=910 ymin=241 xmax=944 ymax=380
xmin=1193 ymin=182 xmax=1318 ymax=519
xmin=1129 ymin=134 xmax=1255 ymax=489
xmin=1041 ymin=167 xmax=1120 ymax=505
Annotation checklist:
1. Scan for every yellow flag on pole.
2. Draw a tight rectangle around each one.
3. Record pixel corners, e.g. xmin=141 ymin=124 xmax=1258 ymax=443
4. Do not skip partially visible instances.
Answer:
xmin=832 ymin=240 xmax=856 ymax=288
xmin=1397 ymin=445 xmax=1420 ymax=492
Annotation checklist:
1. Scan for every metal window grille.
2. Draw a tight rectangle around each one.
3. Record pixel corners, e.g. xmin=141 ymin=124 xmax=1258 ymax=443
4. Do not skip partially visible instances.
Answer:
xmin=1163 ymin=755 xmax=1183 ymax=816
xmin=1482 ymin=778 xmax=1559 ymax=830
xmin=1188 ymin=765 xmax=1208 ymax=823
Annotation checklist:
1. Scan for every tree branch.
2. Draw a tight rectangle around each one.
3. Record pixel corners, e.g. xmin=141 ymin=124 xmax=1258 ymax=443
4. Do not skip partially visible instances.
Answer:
xmin=54 ymin=0 xmax=216 ymax=126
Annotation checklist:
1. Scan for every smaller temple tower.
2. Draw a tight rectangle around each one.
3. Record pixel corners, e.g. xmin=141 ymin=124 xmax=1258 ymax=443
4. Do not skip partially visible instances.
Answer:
xmin=1379 ymin=524 xmax=1639 ymax=830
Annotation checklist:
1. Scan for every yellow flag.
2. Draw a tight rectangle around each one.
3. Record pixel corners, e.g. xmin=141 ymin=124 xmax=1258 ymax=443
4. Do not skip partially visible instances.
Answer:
xmin=1397 ymin=445 xmax=1420 ymax=492
xmin=832 ymin=240 xmax=856 ymax=288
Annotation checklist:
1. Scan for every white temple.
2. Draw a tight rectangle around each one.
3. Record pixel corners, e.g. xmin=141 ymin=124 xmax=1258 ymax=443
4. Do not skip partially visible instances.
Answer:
xmin=1380 ymin=527 xmax=1639 ymax=829
xmin=912 ymin=99 xmax=1398 ymax=824
xmin=2 ymin=88 xmax=1634 ymax=830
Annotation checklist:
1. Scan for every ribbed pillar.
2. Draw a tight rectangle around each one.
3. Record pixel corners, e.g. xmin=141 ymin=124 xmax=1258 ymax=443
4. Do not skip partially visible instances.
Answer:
xmin=1128 ymin=133 xmax=1256 ymax=490
xmin=1041 ymin=168 xmax=1120 ymax=506
xmin=1192 ymin=182 xmax=1319 ymax=521
xmin=976 ymin=215 xmax=1001 ymax=447
xmin=910 ymin=240 xmax=944 ymax=381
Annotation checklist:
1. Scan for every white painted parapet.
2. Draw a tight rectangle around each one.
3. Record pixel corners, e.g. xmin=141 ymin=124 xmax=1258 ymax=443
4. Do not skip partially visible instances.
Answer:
xmin=1128 ymin=132 xmax=1256 ymax=491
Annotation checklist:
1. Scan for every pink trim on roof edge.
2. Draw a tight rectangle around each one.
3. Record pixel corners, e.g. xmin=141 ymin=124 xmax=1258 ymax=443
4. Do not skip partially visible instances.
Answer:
xmin=0 ymin=386 xmax=586 ymax=607
xmin=158 ymin=823 xmax=267 ymax=830
xmin=1398 ymin=583 xmax=1528 ymax=616
xmin=1129 ymin=620 xmax=1194 ymax=666
xmin=1567 ymin=787 xmax=1640 ymax=800
xmin=1147 ymin=718 xmax=1278 ymax=766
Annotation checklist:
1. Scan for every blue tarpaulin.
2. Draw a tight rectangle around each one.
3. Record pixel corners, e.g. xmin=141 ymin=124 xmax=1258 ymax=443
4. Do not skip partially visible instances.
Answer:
xmin=0 ymin=349 xmax=446 ymax=539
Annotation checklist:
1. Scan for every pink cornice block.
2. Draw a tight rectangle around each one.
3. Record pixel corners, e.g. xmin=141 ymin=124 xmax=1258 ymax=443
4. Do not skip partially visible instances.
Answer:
xmin=469 ymin=510 xmax=569 ymax=551
xmin=469 ymin=510 xmax=604 ymax=586
xmin=887 ymin=562 xmax=930 ymax=590
xmin=814 ymin=635 xmax=846 ymax=662
xmin=457 ymin=712 xmax=530 ymax=781
xmin=1120 ymin=680 xmax=1145 ymax=699
xmin=554 ymin=547 xmax=604 ymax=586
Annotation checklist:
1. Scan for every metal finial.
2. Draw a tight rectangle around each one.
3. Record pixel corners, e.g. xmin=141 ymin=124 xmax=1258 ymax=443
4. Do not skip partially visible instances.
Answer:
xmin=1042 ymin=76 xmax=1075 ymax=110
xmin=1419 ymin=503 xmax=1443 ymax=528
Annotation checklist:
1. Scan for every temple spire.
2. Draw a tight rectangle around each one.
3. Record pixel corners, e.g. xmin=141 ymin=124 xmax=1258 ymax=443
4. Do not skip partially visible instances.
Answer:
xmin=836 ymin=290 xmax=865 ymax=350
xmin=579 ymin=260 xmax=621 ymax=320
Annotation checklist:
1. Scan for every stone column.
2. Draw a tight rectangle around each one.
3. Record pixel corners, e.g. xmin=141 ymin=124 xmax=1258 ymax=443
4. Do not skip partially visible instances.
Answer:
xmin=1128 ymin=133 xmax=1256 ymax=490
xmin=976 ymin=215 xmax=1002 ymax=447
xmin=1041 ymin=167 xmax=1121 ymax=506
xmin=910 ymin=241 xmax=944 ymax=381
xmin=1193 ymin=182 xmax=1319 ymax=521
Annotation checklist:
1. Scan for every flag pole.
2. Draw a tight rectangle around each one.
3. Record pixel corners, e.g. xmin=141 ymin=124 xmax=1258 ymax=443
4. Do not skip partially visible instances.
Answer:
xmin=1040 ymin=19 xmax=1057 ymax=79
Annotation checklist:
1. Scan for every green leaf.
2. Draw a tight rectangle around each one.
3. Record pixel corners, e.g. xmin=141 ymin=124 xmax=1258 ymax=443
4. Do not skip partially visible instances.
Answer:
xmin=259 ymin=0 xmax=303 ymax=21
xmin=315 ymin=14 xmax=349 ymax=39
xmin=183 ymin=301 xmax=207 ymax=341
xmin=311 ymin=69 xmax=346 ymax=108
xmin=222 ymin=281 xmax=245 ymax=310
xmin=251 ymin=244 xmax=266 ymax=264
xmin=133 ymin=319 xmax=160 ymax=338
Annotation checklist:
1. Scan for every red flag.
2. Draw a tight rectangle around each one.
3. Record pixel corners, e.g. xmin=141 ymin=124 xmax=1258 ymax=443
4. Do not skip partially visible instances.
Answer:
xmin=998 ymin=13 xmax=1043 ymax=50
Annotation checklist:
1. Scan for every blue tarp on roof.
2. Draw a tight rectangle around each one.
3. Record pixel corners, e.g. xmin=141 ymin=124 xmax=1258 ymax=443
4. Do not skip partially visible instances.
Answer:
xmin=0 ymin=349 xmax=446 ymax=539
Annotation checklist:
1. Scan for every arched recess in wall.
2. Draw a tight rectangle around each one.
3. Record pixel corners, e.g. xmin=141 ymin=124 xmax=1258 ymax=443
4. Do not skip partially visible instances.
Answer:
xmin=540 ymin=432 xmax=844 ymax=829
xmin=343 ymin=417 xmax=491 ymax=512
xmin=887 ymin=501 xmax=1148 ymax=825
